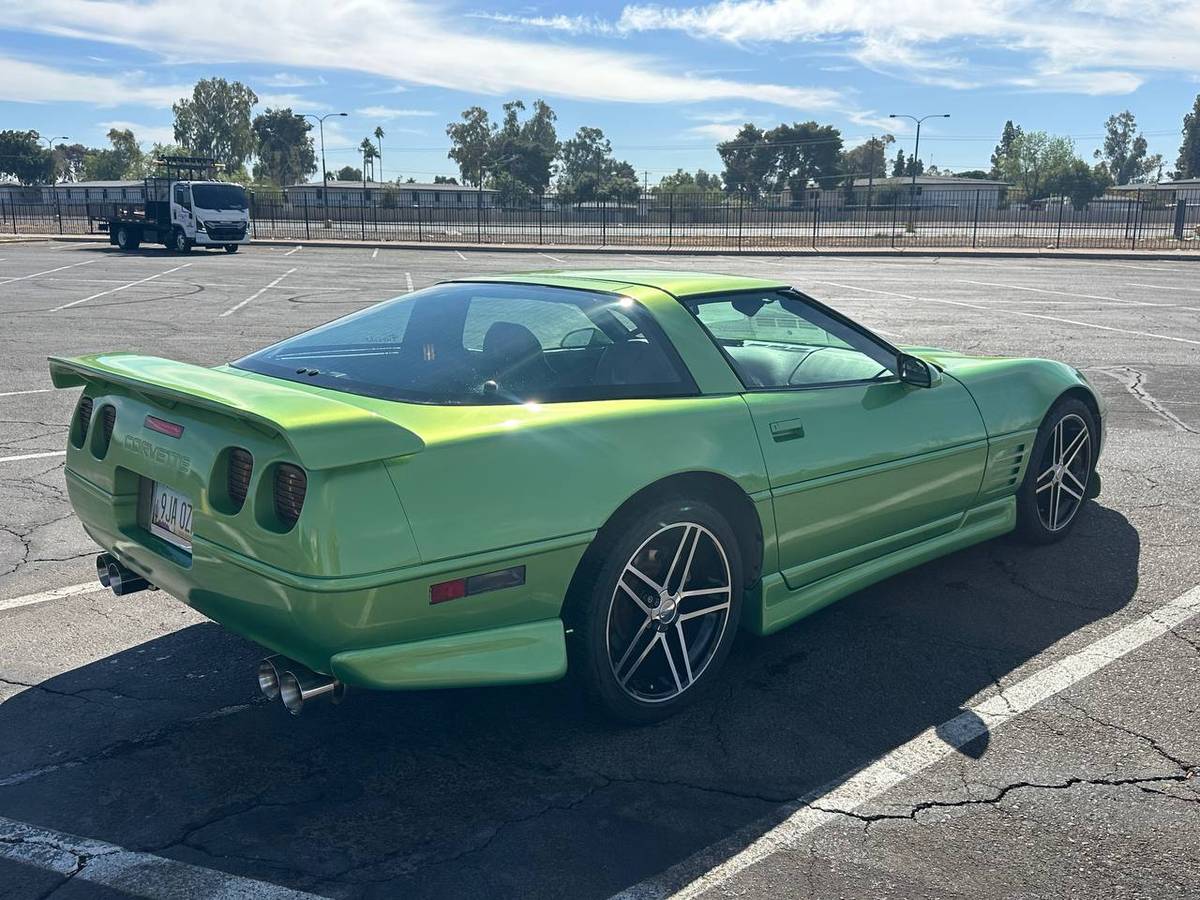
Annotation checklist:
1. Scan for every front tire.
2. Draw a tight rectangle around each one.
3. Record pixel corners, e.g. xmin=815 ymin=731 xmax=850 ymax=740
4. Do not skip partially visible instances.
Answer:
xmin=1015 ymin=396 xmax=1097 ymax=544
xmin=570 ymin=498 xmax=743 ymax=723
xmin=172 ymin=229 xmax=191 ymax=253
xmin=224 ymin=244 xmax=239 ymax=253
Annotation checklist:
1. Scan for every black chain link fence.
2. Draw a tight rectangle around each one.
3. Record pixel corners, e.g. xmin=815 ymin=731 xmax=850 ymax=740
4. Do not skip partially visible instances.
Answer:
xmin=3 ymin=187 xmax=1198 ymax=252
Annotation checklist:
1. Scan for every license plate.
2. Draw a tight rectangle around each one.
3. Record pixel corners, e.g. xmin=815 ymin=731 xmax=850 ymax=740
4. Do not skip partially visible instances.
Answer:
xmin=148 ymin=481 xmax=193 ymax=552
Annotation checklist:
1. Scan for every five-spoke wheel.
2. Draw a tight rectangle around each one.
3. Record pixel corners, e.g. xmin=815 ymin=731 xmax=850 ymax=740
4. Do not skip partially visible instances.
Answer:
xmin=1017 ymin=396 xmax=1096 ymax=543
xmin=571 ymin=498 xmax=743 ymax=722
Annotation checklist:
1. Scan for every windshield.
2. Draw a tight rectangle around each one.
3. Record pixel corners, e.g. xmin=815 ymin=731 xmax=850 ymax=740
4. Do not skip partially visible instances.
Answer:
xmin=233 ymin=282 xmax=694 ymax=405
xmin=191 ymin=183 xmax=247 ymax=211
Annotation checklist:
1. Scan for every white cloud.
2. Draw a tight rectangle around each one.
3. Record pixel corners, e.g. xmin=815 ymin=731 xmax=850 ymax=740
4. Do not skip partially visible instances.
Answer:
xmin=98 ymin=120 xmax=176 ymax=145
xmin=356 ymin=105 xmax=438 ymax=119
xmin=684 ymin=123 xmax=743 ymax=141
xmin=263 ymin=71 xmax=326 ymax=87
xmin=0 ymin=55 xmax=186 ymax=106
xmin=615 ymin=0 xmax=1200 ymax=94
xmin=6 ymin=0 xmax=852 ymax=114
xmin=256 ymin=93 xmax=329 ymax=111
xmin=468 ymin=12 xmax=617 ymax=34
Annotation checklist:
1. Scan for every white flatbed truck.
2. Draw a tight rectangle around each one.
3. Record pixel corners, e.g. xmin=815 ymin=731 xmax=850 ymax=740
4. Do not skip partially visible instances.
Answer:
xmin=100 ymin=156 xmax=251 ymax=253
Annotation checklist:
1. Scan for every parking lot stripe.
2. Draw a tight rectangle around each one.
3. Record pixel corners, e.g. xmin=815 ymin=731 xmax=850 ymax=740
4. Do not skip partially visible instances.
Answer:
xmin=284 ymin=245 xmax=303 ymax=256
xmin=957 ymin=279 xmax=1157 ymax=306
xmin=0 ymin=258 xmax=96 ymax=286
xmin=455 ymin=249 xmax=468 ymax=260
xmin=219 ymin=267 xmax=297 ymax=317
xmin=540 ymin=252 xmax=565 ymax=263
xmin=51 ymin=263 xmax=193 ymax=312
xmin=372 ymin=247 xmax=379 ymax=259
xmin=0 ymin=815 xmax=327 ymax=899
xmin=0 ymin=582 xmax=101 ymax=613
xmin=0 ymin=388 xmax=53 ymax=398
xmin=814 ymin=281 xmax=1200 ymax=348
xmin=405 ymin=271 xmax=414 ymax=292
xmin=616 ymin=583 xmax=1200 ymax=900
xmin=1125 ymin=282 xmax=1199 ymax=292
xmin=0 ymin=450 xmax=65 ymax=464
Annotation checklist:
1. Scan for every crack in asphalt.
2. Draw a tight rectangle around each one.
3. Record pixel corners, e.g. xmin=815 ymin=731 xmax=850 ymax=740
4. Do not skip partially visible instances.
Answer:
xmin=0 ymin=830 xmax=116 ymax=900
xmin=1092 ymin=366 xmax=1199 ymax=435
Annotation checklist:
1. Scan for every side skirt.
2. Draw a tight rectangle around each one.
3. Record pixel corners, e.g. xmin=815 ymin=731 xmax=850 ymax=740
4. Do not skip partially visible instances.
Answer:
xmin=743 ymin=495 xmax=1016 ymax=637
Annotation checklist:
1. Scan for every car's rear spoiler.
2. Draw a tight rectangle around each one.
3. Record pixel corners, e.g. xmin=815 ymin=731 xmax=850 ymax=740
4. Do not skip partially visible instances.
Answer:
xmin=48 ymin=353 xmax=425 ymax=470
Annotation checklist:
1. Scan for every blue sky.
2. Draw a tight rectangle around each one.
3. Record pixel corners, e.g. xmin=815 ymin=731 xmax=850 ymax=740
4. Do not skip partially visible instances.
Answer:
xmin=2 ymin=0 xmax=1197 ymax=183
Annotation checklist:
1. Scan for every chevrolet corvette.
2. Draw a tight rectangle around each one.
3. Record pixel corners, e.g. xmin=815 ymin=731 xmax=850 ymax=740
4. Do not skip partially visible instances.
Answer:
xmin=50 ymin=271 xmax=1104 ymax=722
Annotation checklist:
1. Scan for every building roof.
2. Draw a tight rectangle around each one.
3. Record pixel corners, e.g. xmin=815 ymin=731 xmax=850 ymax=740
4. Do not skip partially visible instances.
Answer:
xmin=289 ymin=181 xmax=492 ymax=192
xmin=45 ymin=180 xmax=143 ymax=189
xmin=851 ymin=175 xmax=1009 ymax=188
xmin=1109 ymin=178 xmax=1200 ymax=192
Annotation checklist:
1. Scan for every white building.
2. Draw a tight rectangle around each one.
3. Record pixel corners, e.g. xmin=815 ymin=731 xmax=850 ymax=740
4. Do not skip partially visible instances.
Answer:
xmin=850 ymin=175 xmax=1010 ymax=208
xmin=285 ymin=181 xmax=498 ymax=208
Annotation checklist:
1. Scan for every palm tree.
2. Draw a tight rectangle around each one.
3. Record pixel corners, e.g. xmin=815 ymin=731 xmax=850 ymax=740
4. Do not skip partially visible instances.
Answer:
xmin=373 ymin=126 xmax=385 ymax=182
xmin=359 ymin=137 xmax=378 ymax=182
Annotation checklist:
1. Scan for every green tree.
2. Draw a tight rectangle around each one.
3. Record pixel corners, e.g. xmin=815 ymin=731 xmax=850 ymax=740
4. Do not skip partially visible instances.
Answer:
xmin=82 ymin=128 xmax=144 ymax=180
xmin=717 ymin=124 xmax=774 ymax=197
xmin=954 ymin=169 xmax=993 ymax=180
xmin=1174 ymin=94 xmax=1200 ymax=179
xmin=891 ymin=149 xmax=906 ymax=177
xmin=653 ymin=168 xmax=723 ymax=195
xmin=990 ymin=120 xmax=1023 ymax=179
xmin=359 ymin=137 xmax=378 ymax=181
xmin=433 ymin=175 xmax=458 ymax=184
xmin=490 ymin=99 xmax=559 ymax=196
xmin=251 ymin=108 xmax=315 ymax=187
xmin=1047 ymin=159 xmax=1113 ymax=208
xmin=335 ymin=165 xmax=362 ymax=181
xmin=0 ymin=130 xmax=52 ymax=184
xmin=374 ymin=125 xmax=385 ymax=181
xmin=841 ymin=135 xmax=894 ymax=180
xmin=1000 ymin=131 xmax=1077 ymax=198
xmin=766 ymin=121 xmax=843 ymax=194
xmin=52 ymin=142 xmax=89 ymax=182
xmin=1096 ymin=111 xmax=1161 ymax=185
xmin=446 ymin=106 xmax=493 ymax=187
xmin=172 ymin=78 xmax=258 ymax=172
xmin=556 ymin=126 xmax=637 ymax=202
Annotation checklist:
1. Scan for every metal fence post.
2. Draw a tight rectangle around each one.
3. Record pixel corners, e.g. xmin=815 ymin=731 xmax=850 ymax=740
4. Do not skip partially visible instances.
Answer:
xmin=1056 ymin=196 xmax=1066 ymax=249
xmin=416 ymin=202 xmax=423 ymax=242
xmin=737 ymin=196 xmax=744 ymax=252
xmin=811 ymin=194 xmax=819 ymax=250
xmin=890 ymin=195 xmax=898 ymax=249
xmin=972 ymin=190 xmax=981 ymax=248
xmin=601 ymin=200 xmax=607 ymax=247
xmin=304 ymin=194 xmax=311 ymax=241
xmin=1132 ymin=189 xmax=1142 ymax=250
xmin=667 ymin=194 xmax=674 ymax=250
xmin=360 ymin=192 xmax=366 ymax=242
xmin=538 ymin=198 xmax=544 ymax=245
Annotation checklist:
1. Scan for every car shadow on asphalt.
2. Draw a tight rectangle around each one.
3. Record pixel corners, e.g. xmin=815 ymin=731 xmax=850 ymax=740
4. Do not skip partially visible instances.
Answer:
xmin=0 ymin=502 xmax=1138 ymax=900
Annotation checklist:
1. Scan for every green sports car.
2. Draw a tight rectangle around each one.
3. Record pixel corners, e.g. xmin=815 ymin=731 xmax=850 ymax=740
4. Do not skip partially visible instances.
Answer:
xmin=51 ymin=270 xmax=1105 ymax=722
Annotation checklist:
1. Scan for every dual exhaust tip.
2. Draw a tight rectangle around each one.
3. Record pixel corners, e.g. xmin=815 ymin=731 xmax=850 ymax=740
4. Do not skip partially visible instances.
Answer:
xmin=257 ymin=654 xmax=345 ymax=716
xmin=96 ymin=553 xmax=153 ymax=596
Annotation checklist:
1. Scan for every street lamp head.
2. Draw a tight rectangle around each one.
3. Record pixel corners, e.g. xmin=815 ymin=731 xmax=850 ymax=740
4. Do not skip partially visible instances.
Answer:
xmin=337 ymin=112 xmax=348 ymax=117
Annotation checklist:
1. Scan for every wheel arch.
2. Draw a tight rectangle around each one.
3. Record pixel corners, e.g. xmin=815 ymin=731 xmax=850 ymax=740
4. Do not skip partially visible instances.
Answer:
xmin=563 ymin=471 xmax=764 ymax=630
xmin=1055 ymin=385 xmax=1103 ymax=455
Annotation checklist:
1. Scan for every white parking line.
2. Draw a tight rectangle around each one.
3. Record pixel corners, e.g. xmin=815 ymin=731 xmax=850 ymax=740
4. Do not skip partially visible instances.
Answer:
xmin=0 ymin=258 xmax=97 ymax=286
xmin=0 ymin=815 xmax=326 ymax=900
xmin=405 ymin=271 xmax=414 ymax=292
xmin=455 ymin=249 xmax=468 ymax=260
xmin=283 ymin=244 xmax=303 ymax=256
xmin=813 ymin=281 xmax=1200 ymax=347
xmin=957 ymin=279 xmax=1154 ymax=306
xmin=1125 ymin=282 xmax=1198 ymax=292
xmin=0 ymin=388 xmax=53 ymax=398
xmin=0 ymin=582 xmax=101 ymax=613
xmin=616 ymin=584 xmax=1200 ymax=900
xmin=219 ymin=267 xmax=297 ymax=317
xmin=51 ymin=263 xmax=192 ymax=312
xmin=372 ymin=247 xmax=379 ymax=259
xmin=540 ymin=252 xmax=565 ymax=263
xmin=0 ymin=450 xmax=65 ymax=464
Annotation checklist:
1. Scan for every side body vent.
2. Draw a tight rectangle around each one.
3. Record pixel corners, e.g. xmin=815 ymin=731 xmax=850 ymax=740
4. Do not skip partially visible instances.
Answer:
xmin=75 ymin=396 xmax=94 ymax=447
xmin=101 ymin=405 xmax=116 ymax=443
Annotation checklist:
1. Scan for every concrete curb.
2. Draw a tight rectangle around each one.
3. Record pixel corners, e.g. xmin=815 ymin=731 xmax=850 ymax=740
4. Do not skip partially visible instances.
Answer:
xmin=4 ymin=232 xmax=1199 ymax=262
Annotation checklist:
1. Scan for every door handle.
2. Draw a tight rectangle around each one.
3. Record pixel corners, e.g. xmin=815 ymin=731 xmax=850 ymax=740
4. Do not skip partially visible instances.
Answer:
xmin=769 ymin=418 xmax=805 ymax=442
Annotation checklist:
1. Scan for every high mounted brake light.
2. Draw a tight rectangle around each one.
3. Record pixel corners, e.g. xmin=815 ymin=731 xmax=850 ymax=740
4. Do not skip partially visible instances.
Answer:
xmin=144 ymin=415 xmax=184 ymax=438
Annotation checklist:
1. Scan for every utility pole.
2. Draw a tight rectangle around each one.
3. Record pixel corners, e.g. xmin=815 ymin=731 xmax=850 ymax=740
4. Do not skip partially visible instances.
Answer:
xmin=889 ymin=112 xmax=949 ymax=222
xmin=301 ymin=111 xmax=348 ymax=220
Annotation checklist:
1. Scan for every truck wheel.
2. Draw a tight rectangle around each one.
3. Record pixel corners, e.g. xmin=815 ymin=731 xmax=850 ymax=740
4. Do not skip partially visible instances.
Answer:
xmin=172 ymin=229 xmax=191 ymax=254
xmin=116 ymin=226 xmax=139 ymax=251
xmin=223 ymin=244 xmax=239 ymax=254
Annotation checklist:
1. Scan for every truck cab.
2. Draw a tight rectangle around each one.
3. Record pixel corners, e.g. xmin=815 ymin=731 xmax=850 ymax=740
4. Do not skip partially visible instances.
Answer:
xmin=170 ymin=180 xmax=251 ymax=250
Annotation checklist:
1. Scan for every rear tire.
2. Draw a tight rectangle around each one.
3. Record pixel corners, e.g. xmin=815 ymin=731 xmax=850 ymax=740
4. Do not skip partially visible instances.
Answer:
xmin=1015 ymin=396 xmax=1097 ymax=544
xmin=224 ymin=244 xmax=239 ymax=254
xmin=569 ymin=497 xmax=743 ymax=724
xmin=115 ymin=226 xmax=139 ymax=251
xmin=172 ymin=229 xmax=191 ymax=253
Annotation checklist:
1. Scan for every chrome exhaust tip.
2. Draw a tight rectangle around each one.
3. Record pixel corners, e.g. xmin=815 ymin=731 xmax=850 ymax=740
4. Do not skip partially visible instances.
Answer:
xmin=96 ymin=553 xmax=114 ymax=588
xmin=256 ymin=655 xmax=284 ymax=700
xmin=106 ymin=560 xmax=152 ymax=596
xmin=278 ymin=666 xmax=346 ymax=716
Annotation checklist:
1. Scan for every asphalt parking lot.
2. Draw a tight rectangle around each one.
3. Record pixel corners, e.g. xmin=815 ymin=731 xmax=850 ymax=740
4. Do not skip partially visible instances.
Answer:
xmin=1 ymin=239 xmax=1198 ymax=900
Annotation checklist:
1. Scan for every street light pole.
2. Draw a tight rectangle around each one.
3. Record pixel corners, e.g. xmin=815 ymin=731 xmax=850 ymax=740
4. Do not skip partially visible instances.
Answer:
xmin=889 ymin=113 xmax=949 ymax=218
xmin=301 ymin=111 xmax=348 ymax=218
xmin=35 ymin=133 xmax=68 ymax=222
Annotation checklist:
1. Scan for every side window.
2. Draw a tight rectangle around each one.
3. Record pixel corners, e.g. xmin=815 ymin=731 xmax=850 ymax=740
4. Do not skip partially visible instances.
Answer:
xmin=463 ymin=296 xmax=598 ymax=350
xmin=173 ymin=184 xmax=190 ymax=208
xmin=687 ymin=291 xmax=896 ymax=389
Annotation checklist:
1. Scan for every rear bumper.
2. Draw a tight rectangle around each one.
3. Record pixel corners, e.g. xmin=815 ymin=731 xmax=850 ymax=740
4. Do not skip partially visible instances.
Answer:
xmin=67 ymin=466 xmax=582 ymax=689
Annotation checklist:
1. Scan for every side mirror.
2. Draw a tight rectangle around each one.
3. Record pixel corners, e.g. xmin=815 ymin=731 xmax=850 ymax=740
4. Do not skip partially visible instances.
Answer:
xmin=897 ymin=353 xmax=941 ymax=388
